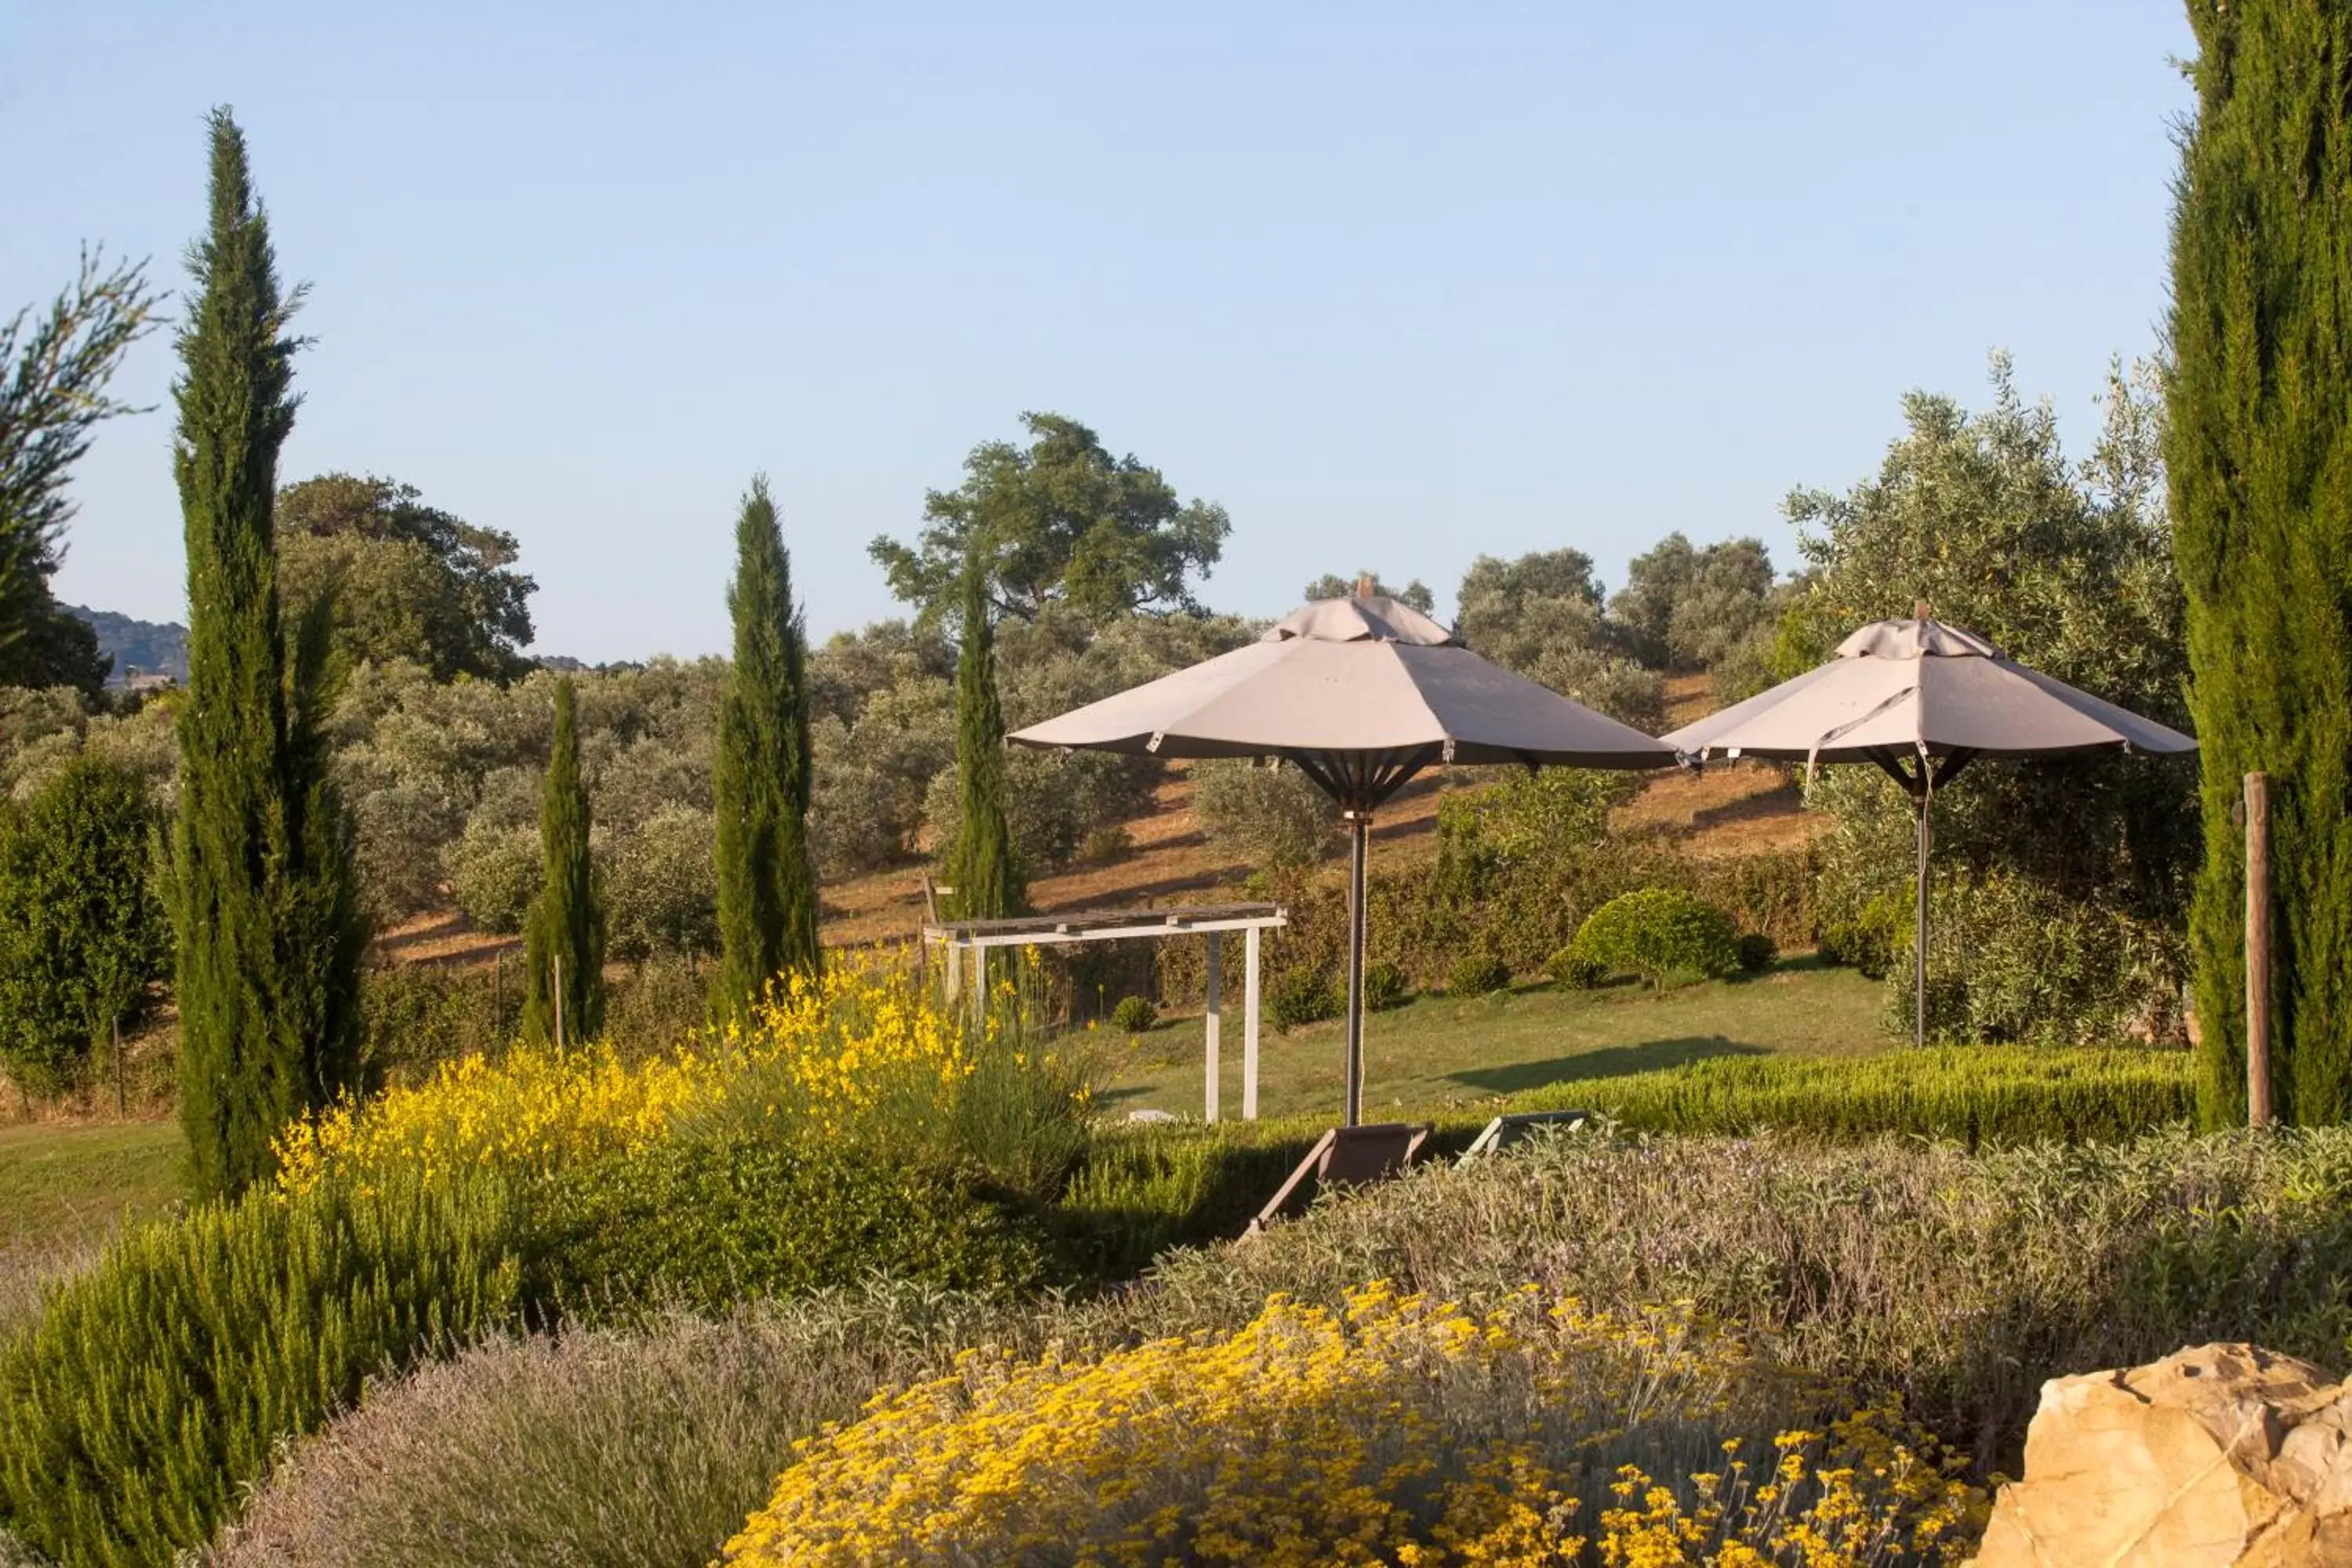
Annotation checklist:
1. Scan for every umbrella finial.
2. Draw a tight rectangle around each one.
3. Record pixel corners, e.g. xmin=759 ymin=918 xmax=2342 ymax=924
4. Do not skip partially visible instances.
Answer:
xmin=1355 ymin=573 xmax=1376 ymax=600
xmin=1913 ymin=599 xmax=1933 ymax=622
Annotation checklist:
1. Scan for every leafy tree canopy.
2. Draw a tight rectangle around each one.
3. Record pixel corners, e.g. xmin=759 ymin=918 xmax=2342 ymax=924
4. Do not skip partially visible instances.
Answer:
xmin=1301 ymin=572 xmax=1434 ymax=613
xmin=1452 ymin=548 xmax=1662 ymax=730
xmin=871 ymin=413 xmax=1230 ymax=626
xmin=0 ymin=249 xmax=161 ymax=699
xmin=278 ymin=473 xmax=535 ymax=681
xmin=1610 ymin=532 xmax=1778 ymax=671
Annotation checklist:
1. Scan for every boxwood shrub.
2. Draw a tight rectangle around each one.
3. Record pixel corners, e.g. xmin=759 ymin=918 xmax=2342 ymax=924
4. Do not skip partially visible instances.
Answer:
xmin=1567 ymin=889 xmax=1740 ymax=989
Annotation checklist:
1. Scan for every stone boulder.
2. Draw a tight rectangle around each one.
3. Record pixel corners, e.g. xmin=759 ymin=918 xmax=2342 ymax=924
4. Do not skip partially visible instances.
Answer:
xmin=1972 ymin=1343 xmax=2352 ymax=1566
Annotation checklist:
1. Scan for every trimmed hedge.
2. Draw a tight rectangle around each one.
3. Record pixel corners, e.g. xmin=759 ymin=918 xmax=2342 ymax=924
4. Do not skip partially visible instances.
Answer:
xmin=0 ymin=1169 xmax=529 ymax=1568
xmin=1520 ymin=1047 xmax=2195 ymax=1149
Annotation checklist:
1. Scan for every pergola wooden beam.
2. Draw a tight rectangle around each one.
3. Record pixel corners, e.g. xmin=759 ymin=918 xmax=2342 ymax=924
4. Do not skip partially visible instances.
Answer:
xmin=923 ymin=902 xmax=1287 ymax=1123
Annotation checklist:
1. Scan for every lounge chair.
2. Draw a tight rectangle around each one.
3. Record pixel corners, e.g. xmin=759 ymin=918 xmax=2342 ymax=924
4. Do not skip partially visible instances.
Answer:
xmin=1247 ymin=1121 xmax=1432 ymax=1234
xmin=1454 ymin=1109 xmax=1590 ymax=1166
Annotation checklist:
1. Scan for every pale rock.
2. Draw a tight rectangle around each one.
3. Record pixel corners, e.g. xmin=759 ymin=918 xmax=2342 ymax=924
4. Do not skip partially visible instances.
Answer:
xmin=1972 ymin=1343 xmax=2352 ymax=1566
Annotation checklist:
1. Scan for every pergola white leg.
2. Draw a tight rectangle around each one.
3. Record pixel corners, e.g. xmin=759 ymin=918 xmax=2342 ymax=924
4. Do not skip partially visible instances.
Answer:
xmin=944 ymin=941 xmax=961 ymax=1005
xmin=975 ymin=945 xmax=988 ymax=1015
xmin=1243 ymin=925 xmax=1261 ymax=1120
xmin=1204 ymin=935 xmax=1221 ymax=1123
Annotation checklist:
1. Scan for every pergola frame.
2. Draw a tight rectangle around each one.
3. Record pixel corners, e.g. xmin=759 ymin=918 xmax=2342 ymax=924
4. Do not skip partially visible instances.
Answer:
xmin=921 ymin=902 xmax=1289 ymax=1122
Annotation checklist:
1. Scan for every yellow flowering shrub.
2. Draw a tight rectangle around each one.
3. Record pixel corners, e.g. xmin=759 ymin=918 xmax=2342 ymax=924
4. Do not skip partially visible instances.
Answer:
xmin=721 ymin=1283 xmax=1984 ymax=1566
xmin=275 ymin=953 xmax=1080 ymax=1196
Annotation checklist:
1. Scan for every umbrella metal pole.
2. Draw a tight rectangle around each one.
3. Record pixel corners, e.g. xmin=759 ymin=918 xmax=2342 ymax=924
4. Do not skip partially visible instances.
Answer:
xmin=1344 ymin=810 xmax=1369 ymax=1127
xmin=1914 ymin=795 xmax=1929 ymax=1050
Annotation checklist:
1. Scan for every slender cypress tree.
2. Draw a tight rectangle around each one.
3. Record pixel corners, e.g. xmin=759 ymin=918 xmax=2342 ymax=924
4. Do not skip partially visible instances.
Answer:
xmin=714 ymin=475 xmax=820 ymax=1014
xmin=946 ymin=562 xmax=1024 ymax=919
xmin=172 ymin=108 xmax=364 ymax=1196
xmin=524 ymin=675 xmax=604 ymax=1045
xmin=2169 ymin=2 xmax=2352 ymax=1125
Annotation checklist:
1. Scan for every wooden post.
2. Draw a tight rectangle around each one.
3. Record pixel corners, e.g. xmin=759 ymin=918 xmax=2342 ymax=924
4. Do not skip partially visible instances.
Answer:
xmin=1203 ymin=934 xmax=1222 ymax=1123
xmin=552 ymin=951 xmax=565 ymax=1057
xmin=2247 ymin=771 xmax=2274 ymax=1127
xmin=1243 ymin=924 xmax=1261 ymax=1120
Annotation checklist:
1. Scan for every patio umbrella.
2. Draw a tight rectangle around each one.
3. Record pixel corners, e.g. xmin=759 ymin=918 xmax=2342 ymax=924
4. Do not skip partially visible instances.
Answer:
xmin=1660 ymin=612 xmax=2195 ymax=1047
xmin=1011 ymin=591 xmax=1678 ymax=1124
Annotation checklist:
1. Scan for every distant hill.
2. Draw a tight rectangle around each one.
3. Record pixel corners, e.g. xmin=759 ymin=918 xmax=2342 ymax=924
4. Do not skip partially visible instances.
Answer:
xmin=65 ymin=605 xmax=189 ymax=687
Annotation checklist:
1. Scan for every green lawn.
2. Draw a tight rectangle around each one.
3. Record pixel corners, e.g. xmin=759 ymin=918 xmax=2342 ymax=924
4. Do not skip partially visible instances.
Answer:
xmin=0 ymin=1119 xmax=184 ymax=1336
xmin=0 ymin=1120 xmax=185 ymax=1253
xmin=1099 ymin=958 xmax=1889 ymax=1123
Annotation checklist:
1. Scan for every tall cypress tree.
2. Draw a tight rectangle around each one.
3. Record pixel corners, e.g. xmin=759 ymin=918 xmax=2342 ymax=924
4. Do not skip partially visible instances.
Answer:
xmin=946 ymin=562 xmax=1024 ymax=920
xmin=524 ymin=675 xmax=604 ymax=1045
xmin=2170 ymin=2 xmax=2352 ymax=1125
xmin=714 ymin=475 xmax=819 ymax=1014
xmin=172 ymin=107 xmax=364 ymax=1196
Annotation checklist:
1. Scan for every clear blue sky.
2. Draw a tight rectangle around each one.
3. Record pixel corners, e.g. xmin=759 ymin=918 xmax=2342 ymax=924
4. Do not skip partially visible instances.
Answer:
xmin=4 ymin=2 xmax=2194 ymax=662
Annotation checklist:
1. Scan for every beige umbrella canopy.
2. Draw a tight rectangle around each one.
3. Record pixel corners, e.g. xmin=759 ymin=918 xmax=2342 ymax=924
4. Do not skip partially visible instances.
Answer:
xmin=1662 ymin=613 xmax=2196 ymax=1046
xmin=1014 ymin=592 xmax=1677 ymax=1124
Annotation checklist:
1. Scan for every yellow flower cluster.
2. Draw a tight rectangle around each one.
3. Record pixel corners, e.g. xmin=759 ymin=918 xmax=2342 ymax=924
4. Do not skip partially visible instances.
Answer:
xmin=721 ymin=1283 xmax=1983 ymax=1566
xmin=273 ymin=1040 xmax=718 ymax=1193
xmin=716 ymin=958 xmax=978 ymax=1142
xmin=274 ymin=953 xmax=982 ymax=1192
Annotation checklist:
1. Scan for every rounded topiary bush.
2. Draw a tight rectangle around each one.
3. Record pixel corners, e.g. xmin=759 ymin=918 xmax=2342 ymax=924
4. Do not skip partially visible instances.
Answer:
xmin=1111 ymin=995 xmax=1159 ymax=1035
xmin=1566 ymin=889 xmax=1740 ymax=990
xmin=1546 ymin=946 xmax=1607 ymax=990
xmin=1446 ymin=952 xmax=1512 ymax=997
xmin=1363 ymin=960 xmax=1410 ymax=1012
xmin=1268 ymin=971 xmax=1341 ymax=1033
xmin=1736 ymin=932 xmax=1778 ymax=974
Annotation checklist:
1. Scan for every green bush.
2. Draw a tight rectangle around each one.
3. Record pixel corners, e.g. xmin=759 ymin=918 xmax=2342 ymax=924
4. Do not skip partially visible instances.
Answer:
xmin=1566 ymin=888 xmax=1740 ymax=989
xmin=0 ymin=1167 xmax=529 ymax=1568
xmin=445 ymin=818 xmax=541 ymax=935
xmin=1546 ymin=946 xmax=1607 ymax=989
xmin=1735 ymin=932 xmax=1778 ymax=974
xmin=1189 ymin=760 xmax=1340 ymax=871
xmin=1446 ymin=951 xmax=1511 ymax=996
xmin=1266 ymin=970 xmax=1341 ymax=1033
xmin=1892 ymin=871 xmax=2187 ymax=1047
xmin=1817 ymin=893 xmax=1904 ymax=981
xmin=543 ymin=1134 xmax=1047 ymax=1316
xmin=358 ymin=964 xmax=507 ymax=1084
xmin=0 ymin=756 xmax=168 ymax=1098
xmin=1110 ymin=995 xmax=1158 ymax=1034
xmin=604 ymin=953 xmax=715 ymax=1060
xmin=1079 ymin=826 xmax=1133 ymax=865
xmin=1362 ymin=960 xmax=1410 ymax=1012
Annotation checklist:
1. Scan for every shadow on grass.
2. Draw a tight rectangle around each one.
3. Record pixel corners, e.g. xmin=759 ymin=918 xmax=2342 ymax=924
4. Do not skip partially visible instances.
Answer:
xmin=1446 ymin=1036 xmax=1768 ymax=1095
